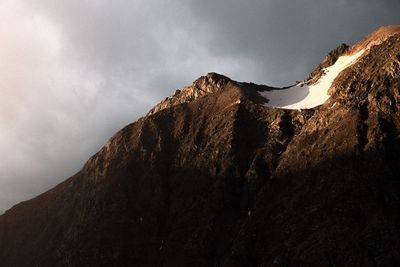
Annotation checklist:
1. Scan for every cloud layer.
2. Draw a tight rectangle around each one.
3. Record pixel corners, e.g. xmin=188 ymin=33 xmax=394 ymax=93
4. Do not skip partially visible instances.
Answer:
xmin=0 ymin=0 xmax=399 ymax=212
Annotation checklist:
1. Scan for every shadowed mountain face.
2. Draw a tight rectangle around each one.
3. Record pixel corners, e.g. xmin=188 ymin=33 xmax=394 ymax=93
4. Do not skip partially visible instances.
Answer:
xmin=1 ymin=26 xmax=400 ymax=267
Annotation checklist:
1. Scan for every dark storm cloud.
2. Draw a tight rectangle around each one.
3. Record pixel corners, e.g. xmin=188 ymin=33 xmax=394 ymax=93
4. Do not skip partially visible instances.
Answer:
xmin=0 ymin=0 xmax=399 ymax=212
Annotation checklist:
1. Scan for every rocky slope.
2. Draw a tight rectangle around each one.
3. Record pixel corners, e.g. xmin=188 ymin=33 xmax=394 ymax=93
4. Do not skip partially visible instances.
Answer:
xmin=0 ymin=25 xmax=400 ymax=267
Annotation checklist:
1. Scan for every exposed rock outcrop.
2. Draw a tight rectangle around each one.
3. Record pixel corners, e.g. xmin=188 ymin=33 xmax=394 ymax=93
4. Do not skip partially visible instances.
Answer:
xmin=306 ymin=43 xmax=350 ymax=84
xmin=148 ymin=72 xmax=232 ymax=115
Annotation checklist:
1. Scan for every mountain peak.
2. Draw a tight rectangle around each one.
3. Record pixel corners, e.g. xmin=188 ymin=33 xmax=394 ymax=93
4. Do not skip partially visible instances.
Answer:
xmin=147 ymin=72 xmax=232 ymax=115
xmin=194 ymin=72 xmax=231 ymax=87
xmin=307 ymin=24 xmax=400 ymax=86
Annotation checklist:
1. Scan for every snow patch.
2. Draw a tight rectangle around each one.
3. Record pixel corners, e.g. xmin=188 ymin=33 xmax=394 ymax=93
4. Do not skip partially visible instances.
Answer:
xmin=260 ymin=49 xmax=365 ymax=109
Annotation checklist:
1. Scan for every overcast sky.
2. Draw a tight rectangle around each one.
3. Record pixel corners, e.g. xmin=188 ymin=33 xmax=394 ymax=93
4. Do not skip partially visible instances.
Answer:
xmin=0 ymin=0 xmax=399 ymax=213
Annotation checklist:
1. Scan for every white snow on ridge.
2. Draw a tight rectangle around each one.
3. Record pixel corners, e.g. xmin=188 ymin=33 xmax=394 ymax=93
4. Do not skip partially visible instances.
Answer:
xmin=260 ymin=49 xmax=365 ymax=109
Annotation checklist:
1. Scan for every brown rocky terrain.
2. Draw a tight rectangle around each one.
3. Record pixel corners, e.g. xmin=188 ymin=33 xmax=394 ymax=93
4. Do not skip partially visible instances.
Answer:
xmin=0 ymin=25 xmax=399 ymax=267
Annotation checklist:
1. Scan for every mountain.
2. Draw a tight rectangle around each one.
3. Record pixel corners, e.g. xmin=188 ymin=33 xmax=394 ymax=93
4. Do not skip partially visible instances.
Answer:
xmin=1 ymin=25 xmax=400 ymax=267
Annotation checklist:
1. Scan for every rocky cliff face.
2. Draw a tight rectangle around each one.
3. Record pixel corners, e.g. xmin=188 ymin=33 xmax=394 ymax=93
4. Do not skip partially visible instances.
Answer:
xmin=0 ymin=26 xmax=400 ymax=267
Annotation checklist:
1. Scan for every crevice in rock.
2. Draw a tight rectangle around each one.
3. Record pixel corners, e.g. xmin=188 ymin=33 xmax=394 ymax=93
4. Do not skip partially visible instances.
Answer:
xmin=378 ymin=117 xmax=399 ymax=180
xmin=243 ymin=109 xmax=304 ymax=216
xmin=231 ymin=102 xmax=268 ymax=178
xmin=356 ymin=101 xmax=370 ymax=159
xmin=274 ymin=110 xmax=296 ymax=165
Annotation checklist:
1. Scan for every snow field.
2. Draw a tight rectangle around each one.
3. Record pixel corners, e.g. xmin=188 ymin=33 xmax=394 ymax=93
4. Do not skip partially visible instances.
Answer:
xmin=261 ymin=49 xmax=365 ymax=109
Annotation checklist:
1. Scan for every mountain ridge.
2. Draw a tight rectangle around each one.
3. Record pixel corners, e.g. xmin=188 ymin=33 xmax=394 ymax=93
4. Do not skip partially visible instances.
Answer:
xmin=0 ymin=25 xmax=400 ymax=267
